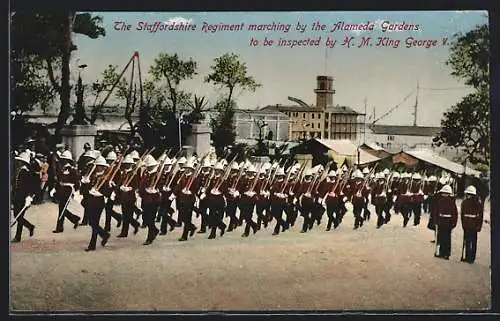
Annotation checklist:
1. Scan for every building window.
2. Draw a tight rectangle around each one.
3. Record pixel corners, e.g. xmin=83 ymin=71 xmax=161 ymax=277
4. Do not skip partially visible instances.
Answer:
xmin=303 ymin=113 xmax=306 ymax=118
xmin=325 ymin=122 xmax=329 ymax=129
xmin=317 ymin=123 xmax=321 ymax=129
xmin=318 ymin=113 xmax=321 ymax=119
xmin=388 ymin=135 xmax=395 ymax=141
xmin=312 ymin=114 xmax=315 ymax=119
xmin=324 ymin=131 xmax=328 ymax=139
xmin=311 ymin=123 xmax=314 ymax=129
xmin=318 ymin=133 xmax=322 ymax=139
xmin=325 ymin=113 xmax=329 ymax=119
xmin=387 ymin=143 xmax=392 ymax=149
xmin=320 ymin=82 xmax=326 ymax=90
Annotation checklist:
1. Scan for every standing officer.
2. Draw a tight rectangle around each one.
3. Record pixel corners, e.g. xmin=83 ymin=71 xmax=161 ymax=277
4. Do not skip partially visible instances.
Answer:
xmin=52 ymin=150 xmax=81 ymax=233
xmin=432 ymin=185 xmax=458 ymax=260
xmin=11 ymin=152 xmax=36 ymax=242
xmin=103 ymin=151 xmax=122 ymax=232
xmin=460 ymin=185 xmax=483 ymax=263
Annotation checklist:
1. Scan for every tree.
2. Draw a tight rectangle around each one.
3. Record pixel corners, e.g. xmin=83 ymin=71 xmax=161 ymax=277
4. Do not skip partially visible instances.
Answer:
xmin=210 ymin=99 xmax=237 ymax=157
xmin=10 ymin=12 xmax=106 ymax=140
xmin=204 ymin=53 xmax=261 ymax=109
xmin=434 ymin=23 xmax=490 ymax=166
xmin=148 ymin=53 xmax=197 ymax=116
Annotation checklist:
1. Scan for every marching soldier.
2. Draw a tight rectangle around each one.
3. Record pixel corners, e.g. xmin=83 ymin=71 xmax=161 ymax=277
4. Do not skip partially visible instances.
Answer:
xmin=390 ymin=172 xmax=401 ymax=215
xmin=321 ymin=170 xmax=341 ymax=231
xmin=175 ymin=160 xmax=198 ymax=241
xmin=460 ymin=185 xmax=483 ymax=263
xmin=410 ymin=173 xmax=424 ymax=226
xmin=138 ymin=155 xmax=161 ymax=245
xmin=255 ymin=164 xmax=271 ymax=229
xmin=206 ymin=162 xmax=227 ymax=239
xmin=372 ymin=172 xmax=388 ymax=228
xmin=116 ymin=154 xmax=140 ymax=237
xmin=238 ymin=165 xmax=260 ymax=237
xmin=269 ymin=167 xmax=287 ymax=235
xmin=224 ymin=162 xmax=241 ymax=232
xmin=193 ymin=158 xmax=213 ymax=234
xmin=298 ymin=169 xmax=316 ymax=233
xmin=361 ymin=167 xmax=372 ymax=221
xmin=52 ymin=150 xmax=81 ymax=233
xmin=78 ymin=150 xmax=97 ymax=226
xmin=157 ymin=157 xmax=178 ymax=235
xmin=423 ymin=175 xmax=437 ymax=214
xmin=398 ymin=173 xmax=412 ymax=227
xmin=11 ymin=152 xmax=36 ymax=242
xmin=103 ymin=151 xmax=122 ymax=232
xmin=84 ymin=156 xmax=111 ymax=251
xmin=432 ymin=184 xmax=458 ymax=260
xmin=349 ymin=169 xmax=365 ymax=229
xmin=284 ymin=164 xmax=301 ymax=229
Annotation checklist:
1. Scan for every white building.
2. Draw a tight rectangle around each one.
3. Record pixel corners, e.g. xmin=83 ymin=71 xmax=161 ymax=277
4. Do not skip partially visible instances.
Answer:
xmin=364 ymin=124 xmax=465 ymax=161
xmin=206 ymin=108 xmax=292 ymax=141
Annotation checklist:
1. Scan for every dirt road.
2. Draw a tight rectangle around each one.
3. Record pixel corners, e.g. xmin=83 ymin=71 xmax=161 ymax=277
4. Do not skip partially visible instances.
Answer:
xmin=10 ymin=200 xmax=491 ymax=311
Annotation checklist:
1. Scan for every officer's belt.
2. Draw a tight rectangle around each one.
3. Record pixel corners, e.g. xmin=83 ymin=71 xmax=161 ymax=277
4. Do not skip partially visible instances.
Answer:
xmin=439 ymin=213 xmax=452 ymax=218
xmin=464 ymin=214 xmax=477 ymax=218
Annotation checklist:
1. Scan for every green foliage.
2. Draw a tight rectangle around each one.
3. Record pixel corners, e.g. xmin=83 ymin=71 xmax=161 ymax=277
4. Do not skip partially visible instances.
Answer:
xmin=10 ymin=12 xmax=106 ymax=140
xmin=435 ymin=24 xmax=490 ymax=166
xmin=149 ymin=53 xmax=197 ymax=115
xmin=10 ymin=53 xmax=56 ymax=115
xmin=446 ymin=24 xmax=489 ymax=91
xmin=186 ymin=95 xmax=209 ymax=124
xmin=204 ymin=53 xmax=261 ymax=106
xmin=210 ymin=100 xmax=236 ymax=156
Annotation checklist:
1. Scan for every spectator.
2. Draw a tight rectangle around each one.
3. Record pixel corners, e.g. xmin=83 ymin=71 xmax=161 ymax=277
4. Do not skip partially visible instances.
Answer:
xmin=77 ymin=143 xmax=92 ymax=174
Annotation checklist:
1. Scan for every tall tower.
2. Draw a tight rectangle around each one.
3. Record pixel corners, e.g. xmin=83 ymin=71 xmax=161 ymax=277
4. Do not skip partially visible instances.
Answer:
xmin=314 ymin=76 xmax=335 ymax=108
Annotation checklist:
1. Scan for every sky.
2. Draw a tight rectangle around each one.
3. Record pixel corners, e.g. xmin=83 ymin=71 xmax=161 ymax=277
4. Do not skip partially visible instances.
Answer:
xmin=71 ymin=11 xmax=488 ymax=127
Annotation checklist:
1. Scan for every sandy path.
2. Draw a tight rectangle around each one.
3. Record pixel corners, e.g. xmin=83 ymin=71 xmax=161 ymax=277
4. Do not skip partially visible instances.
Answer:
xmin=10 ymin=200 xmax=491 ymax=311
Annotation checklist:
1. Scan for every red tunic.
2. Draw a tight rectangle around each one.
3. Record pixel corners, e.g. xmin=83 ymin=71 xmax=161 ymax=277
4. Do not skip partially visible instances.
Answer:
xmin=432 ymin=195 xmax=458 ymax=229
xmin=270 ymin=179 xmax=287 ymax=205
xmin=86 ymin=172 xmax=107 ymax=208
xmin=139 ymin=171 xmax=161 ymax=206
xmin=460 ymin=197 xmax=483 ymax=231
xmin=372 ymin=183 xmax=387 ymax=206
xmin=116 ymin=169 xmax=139 ymax=204
xmin=56 ymin=166 xmax=80 ymax=200
xmin=410 ymin=182 xmax=424 ymax=204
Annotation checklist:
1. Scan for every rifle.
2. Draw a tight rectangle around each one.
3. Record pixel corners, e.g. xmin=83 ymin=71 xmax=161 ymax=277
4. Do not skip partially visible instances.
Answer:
xmin=214 ymin=154 xmax=238 ymax=191
xmin=122 ymin=147 xmax=156 ymax=187
xmin=355 ymin=164 xmax=378 ymax=195
xmin=150 ymin=149 xmax=170 ymax=189
xmin=95 ymin=146 xmax=131 ymax=190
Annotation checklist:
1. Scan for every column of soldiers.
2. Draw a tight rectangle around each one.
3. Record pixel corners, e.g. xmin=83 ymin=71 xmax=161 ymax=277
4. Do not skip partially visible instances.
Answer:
xmin=10 ymin=147 xmax=485 ymax=263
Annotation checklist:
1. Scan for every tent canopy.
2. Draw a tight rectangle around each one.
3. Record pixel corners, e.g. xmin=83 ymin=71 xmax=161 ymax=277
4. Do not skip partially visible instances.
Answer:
xmin=313 ymin=139 xmax=382 ymax=165
xmin=404 ymin=149 xmax=480 ymax=176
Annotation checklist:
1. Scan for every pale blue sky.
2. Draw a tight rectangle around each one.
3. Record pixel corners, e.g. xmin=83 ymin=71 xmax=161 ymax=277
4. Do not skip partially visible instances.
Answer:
xmin=72 ymin=11 xmax=488 ymax=126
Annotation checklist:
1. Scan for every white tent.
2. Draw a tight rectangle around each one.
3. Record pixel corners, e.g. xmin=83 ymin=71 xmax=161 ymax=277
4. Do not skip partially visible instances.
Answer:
xmin=405 ymin=149 xmax=480 ymax=176
xmin=314 ymin=139 xmax=382 ymax=165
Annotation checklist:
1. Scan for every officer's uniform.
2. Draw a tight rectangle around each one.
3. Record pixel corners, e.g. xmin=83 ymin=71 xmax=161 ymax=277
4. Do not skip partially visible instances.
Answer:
xmin=460 ymin=186 xmax=483 ymax=263
xmin=11 ymin=153 xmax=36 ymax=242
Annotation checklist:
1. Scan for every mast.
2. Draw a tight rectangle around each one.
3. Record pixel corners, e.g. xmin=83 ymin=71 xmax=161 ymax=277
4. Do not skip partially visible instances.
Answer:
xmin=413 ymin=80 xmax=419 ymax=126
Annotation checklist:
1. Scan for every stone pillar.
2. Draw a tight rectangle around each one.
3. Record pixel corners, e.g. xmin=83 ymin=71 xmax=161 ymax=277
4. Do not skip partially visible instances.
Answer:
xmin=185 ymin=122 xmax=212 ymax=157
xmin=60 ymin=124 xmax=97 ymax=160
xmin=295 ymin=154 xmax=313 ymax=169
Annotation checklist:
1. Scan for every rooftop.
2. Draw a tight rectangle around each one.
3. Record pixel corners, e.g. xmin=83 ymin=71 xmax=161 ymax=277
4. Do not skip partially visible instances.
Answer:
xmin=260 ymin=104 xmax=360 ymax=114
xmin=369 ymin=124 xmax=442 ymax=137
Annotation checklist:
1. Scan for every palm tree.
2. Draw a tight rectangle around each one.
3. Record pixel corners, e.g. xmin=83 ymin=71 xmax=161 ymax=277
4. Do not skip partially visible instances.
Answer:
xmin=187 ymin=94 xmax=209 ymax=124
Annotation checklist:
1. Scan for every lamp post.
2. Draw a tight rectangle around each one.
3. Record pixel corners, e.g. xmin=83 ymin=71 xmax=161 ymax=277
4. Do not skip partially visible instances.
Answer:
xmin=178 ymin=111 xmax=188 ymax=153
